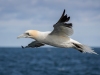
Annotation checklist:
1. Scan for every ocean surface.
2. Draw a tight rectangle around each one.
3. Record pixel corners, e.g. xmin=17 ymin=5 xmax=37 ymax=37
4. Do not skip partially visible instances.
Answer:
xmin=0 ymin=47 xmax=100 ymax=75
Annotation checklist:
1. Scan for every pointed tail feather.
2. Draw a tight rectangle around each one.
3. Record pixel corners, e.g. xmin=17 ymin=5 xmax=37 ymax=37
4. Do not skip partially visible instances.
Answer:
xmin=73 ymin=43 xmax=98 ymax=55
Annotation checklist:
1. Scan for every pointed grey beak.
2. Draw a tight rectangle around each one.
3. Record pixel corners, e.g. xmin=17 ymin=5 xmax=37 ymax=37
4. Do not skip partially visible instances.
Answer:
xmin=17 ymin=33 xmax=29 ymax=39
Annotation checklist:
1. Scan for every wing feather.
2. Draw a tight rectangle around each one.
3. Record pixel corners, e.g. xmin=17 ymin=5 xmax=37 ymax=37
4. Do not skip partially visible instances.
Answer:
xmin=21 ymin=41 xmax=45 ymax=48
xmin=50 ymin=9 xmax=73 ymax=36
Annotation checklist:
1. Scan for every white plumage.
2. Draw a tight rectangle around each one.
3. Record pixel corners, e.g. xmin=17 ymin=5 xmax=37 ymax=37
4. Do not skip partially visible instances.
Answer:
xmin=17 ymin=9 xmax=98 ymax=54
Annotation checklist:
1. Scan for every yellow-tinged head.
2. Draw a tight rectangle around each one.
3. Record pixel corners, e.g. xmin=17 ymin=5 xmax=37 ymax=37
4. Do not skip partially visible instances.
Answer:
xmin=17 ymin=30 xmax=39 ymax=39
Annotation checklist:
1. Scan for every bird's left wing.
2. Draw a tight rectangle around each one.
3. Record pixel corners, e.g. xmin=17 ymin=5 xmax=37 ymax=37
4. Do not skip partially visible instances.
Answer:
xmin=50 ymin=9 xmax=73 ymax=36
xmin=21 ymin=41 xmax=45 ymax=48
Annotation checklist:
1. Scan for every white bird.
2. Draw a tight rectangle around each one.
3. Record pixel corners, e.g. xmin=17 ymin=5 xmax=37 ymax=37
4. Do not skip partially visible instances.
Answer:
xmin=17 ymin=9 xmax=97 ymax=54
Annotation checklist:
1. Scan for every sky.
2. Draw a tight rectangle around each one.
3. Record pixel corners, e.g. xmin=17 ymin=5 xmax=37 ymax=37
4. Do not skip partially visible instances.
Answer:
xmin=0 ymin=0 xmax=100 ymax=47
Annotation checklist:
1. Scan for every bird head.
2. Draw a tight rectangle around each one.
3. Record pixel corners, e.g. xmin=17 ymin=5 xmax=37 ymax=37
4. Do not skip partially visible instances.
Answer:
xmin=17 ymin=30 xmax=38 ymax=39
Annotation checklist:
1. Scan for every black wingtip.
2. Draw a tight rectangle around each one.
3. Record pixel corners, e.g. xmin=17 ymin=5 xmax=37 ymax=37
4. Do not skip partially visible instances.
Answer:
xmin=62 ymin=9 xmax=65 ymax=16
xmin=66 ymin=16 xmax=70 ymax=22
xmin=56 ymin=9 xmax=70 ymax=23
xmin=21 ymin=46 xmax=25 ymax=49
xmin=63 ymin=9 xmax=65 ymax=15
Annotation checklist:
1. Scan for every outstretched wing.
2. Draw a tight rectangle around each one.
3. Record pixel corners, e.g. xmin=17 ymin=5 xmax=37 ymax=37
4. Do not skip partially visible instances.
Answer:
xmin=21 ymin=41 xmax=45 ymax=48
xmin=50 ymin=9 xmax=73 ymax=36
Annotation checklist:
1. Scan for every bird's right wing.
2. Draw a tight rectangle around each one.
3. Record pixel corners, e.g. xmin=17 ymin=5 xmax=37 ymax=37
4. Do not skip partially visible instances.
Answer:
xmin=50 ymin=9 xmax=73 ymax=36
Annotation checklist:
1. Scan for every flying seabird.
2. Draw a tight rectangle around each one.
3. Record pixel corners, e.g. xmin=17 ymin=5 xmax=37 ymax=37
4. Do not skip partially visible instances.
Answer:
xmin=17 ymin=9 xmax=97 ymax=54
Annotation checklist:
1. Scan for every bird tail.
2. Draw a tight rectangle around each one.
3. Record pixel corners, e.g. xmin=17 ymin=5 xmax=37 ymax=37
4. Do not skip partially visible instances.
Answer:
xmin=73 ymin=43 xmax=98 ymax=55
xmin=70 ymin=39 xmax=98 ymax=54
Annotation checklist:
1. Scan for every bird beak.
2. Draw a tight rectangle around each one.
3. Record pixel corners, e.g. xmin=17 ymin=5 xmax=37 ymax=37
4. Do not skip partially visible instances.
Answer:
xmin=17 ymin=33 xmax=29 ymax=39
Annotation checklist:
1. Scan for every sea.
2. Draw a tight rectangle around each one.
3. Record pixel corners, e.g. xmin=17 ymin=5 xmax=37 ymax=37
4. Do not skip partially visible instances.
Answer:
xmin=0 ymin=47 xmax=100 ymax=75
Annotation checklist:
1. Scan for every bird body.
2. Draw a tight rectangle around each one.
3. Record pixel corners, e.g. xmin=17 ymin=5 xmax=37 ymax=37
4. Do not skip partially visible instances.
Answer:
xmin=17 ymin=9 xmax=98 ymax=54
xmin=25 ymin=30 xmax=73 ymax=48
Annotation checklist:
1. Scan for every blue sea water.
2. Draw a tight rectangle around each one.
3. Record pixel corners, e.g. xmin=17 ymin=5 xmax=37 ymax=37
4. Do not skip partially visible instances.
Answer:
xmin=0 ymin=47 xmax=100 ymax=75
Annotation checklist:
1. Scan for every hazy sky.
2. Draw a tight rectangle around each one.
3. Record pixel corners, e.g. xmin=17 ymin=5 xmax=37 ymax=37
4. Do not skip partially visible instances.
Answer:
xmin=0 ymin=0 xmax=100 ymax=47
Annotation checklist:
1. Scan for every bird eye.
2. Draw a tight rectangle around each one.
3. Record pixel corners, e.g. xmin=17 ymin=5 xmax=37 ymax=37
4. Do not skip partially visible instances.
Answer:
xmin=26 ymin=33 xmax=30 ymax=35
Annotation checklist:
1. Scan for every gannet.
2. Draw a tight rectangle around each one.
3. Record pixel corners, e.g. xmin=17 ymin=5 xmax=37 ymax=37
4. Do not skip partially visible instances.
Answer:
xmin=17 ymin=9 xmax=97 ymax=54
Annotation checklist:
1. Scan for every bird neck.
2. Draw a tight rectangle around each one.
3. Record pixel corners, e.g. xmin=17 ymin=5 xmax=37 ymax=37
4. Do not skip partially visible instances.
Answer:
xmin=35 ymin=31 xmax=50 ymax=42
